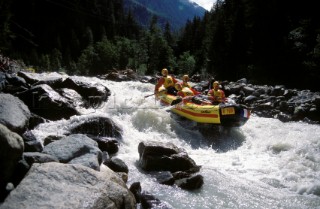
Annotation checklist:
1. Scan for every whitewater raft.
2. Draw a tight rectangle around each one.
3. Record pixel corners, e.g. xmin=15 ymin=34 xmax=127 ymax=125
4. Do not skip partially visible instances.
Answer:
xmin=158 ymin=92 xmax=250 ymax=127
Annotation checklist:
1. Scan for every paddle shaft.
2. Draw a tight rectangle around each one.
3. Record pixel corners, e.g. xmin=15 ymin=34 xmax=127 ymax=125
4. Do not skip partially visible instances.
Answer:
xmin=144 ymin=93 xmax=156 ymax=98
xmin=144 ymin=89 xmax=166 ymax=98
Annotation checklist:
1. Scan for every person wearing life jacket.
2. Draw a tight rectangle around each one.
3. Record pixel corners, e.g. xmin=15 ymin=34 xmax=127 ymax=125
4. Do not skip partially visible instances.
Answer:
xmin=181 ymin=74 xmax=201 ymax=95
xmin=170 ymin=83 xmax=194 ymax=105
xmin=175 ymin=83 xmax=194 ymax=97
xmin=182 ymin=75 xmax=191 ymax=88
xmin=154 ymin=68 xmax=178 ymax=95
xmin=207 ymin=81 xmax=226 ymax=103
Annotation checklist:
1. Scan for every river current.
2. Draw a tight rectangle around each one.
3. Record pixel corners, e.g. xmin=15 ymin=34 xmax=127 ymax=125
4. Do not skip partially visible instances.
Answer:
xmin=32 ymin=76 xmax=320 ymax=209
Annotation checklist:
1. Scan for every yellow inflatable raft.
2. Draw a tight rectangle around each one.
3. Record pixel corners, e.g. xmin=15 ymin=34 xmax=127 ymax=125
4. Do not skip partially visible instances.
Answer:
xmin=158 ymin=91 xmax=250 ymax=127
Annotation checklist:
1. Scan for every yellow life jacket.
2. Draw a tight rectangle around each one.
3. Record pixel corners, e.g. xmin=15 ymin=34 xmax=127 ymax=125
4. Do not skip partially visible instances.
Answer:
xmin=181 ymin=87 xmax=194 ymax=97
xmin=163 ymin=75 xmax=175 ymax=88
xmin=208 ymin=89 xmax=224 ymax=102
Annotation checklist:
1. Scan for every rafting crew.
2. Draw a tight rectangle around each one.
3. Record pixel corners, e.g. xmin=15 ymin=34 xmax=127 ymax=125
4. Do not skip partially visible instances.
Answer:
xmin=154 ymin=67 xmax=226 ymax=105
xmin=175 ymin=80 xmax=226 ymax=105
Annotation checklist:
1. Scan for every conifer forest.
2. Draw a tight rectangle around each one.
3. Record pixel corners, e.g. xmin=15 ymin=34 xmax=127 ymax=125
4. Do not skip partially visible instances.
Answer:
xmin=1 ymin=0 xmax=319 ymax=90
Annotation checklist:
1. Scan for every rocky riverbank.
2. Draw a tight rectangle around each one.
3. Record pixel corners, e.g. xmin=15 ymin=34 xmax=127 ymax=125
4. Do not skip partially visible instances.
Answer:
xmin=0 ymin=70 xmax=205 ymax=209
xmin=1 ymin=66 xmax=320 ymax=208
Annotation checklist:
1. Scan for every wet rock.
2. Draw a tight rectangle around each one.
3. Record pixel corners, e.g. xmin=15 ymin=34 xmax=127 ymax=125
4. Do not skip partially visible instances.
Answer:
xmin=28 ymin=113 xmax=48 ymax=130
xmin=129 ymin=182 xmax=142 ymax=203
xmin=43 ymin=135 xmax=65 ymax=146
xmin=70 ymin=116 xmax=122 ymax=139
xmin=17 ymin=71 xmax=41 ymax=85
xmin=140 ymin=191 xmax=172 ymax=209
xmin=60 ymin=77 xmax=110 ymax=102
xmin=154 ymin=171 xmax=175 ymax=185
xmin=0 ymin=124 xmax=24 ymax=201
xmin=138 ymin=141 xmax=200 ymax=173
xmin=95 ymin=137 xmax=119 ymax=154
xmin=103 ymin=69 xmax=138 ymax=82
xmin=22 ymin=130 xmax=43 ymax=152
xmin=42 ymin=134 xmax=102 ymax=171
xmin=104 ymin=157 xmax=128 ymax=174
xmin=16 ymin=84 xmax=79 ymax=121
xmin=23 ymin=152 xmax=59 ymax=165
xmin=175 ymin=174 xmax=204 ymax=190
xmin=0 ymin=162 xmax=136 ymax=209
xmin=0 ymin=93 xmax=31 ymax=134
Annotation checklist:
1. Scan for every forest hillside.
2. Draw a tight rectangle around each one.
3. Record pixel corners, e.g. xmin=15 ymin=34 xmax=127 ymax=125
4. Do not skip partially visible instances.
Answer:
xmin=0 ymin=0 xmax=319 ymax=90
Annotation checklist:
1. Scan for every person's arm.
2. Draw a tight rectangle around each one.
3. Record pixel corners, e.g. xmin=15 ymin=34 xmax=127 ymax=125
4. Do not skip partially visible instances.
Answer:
xmin=154 ymin=78 xmax=164 ymax=93
xmin=172 ymin=75 xmax=178 ymax=84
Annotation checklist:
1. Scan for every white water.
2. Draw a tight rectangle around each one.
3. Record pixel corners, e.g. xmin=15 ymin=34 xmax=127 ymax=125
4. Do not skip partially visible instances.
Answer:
xmin=32 ymin=76 xmax=320 ymax=209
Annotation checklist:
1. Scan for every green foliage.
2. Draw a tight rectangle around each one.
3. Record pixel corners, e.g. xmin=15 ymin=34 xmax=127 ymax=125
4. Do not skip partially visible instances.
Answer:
xmin=203 ymin=0 xmax=320 ymax=90
xmin=177 ymin=51 xmax=195 ymax=75
xmin=76 ymin=36 xmax=154 ymax=75
xmin=50 ymin=48 xmax=62 ymax=71
xmin=77 ymin=45 xmax=95 ymax=75
xmin=115 ymin=37 xmax=134 ymax=70
xmin=144 ymin=18 xmax=176 ymax=75
xmin=77 ymin=39 xmax=118 ymax=75
xmin=2 ymin=0 xmax=320 ymax=90
xmin=0 ymin=0 xmax=13 ymax=52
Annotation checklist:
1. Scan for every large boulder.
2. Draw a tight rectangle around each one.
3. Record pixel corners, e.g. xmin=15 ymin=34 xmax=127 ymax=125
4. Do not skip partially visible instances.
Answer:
xmin=0 ymin=124 xmax=24 ymax=200
xmin=70 ymin=117 xmax=122 ymax=139
xmin=16 ymin=84 xmax=79 ymax=121
xmin=0 ymin=162 xmax=136 ymax=209
xmin=17 ymin=71 xmax=66 ymax=86
xmin=138 ymin=141 xmax=199 ymax=172
xmin=60 ymin=77 xmax=110 ymax=101
xmin=42 ymin=134 xmax=102 ymax=171
xmin=0 ymin=93 xmax=31 ymax=134
xmin=103 ymin=69 xmax=138 ymax=82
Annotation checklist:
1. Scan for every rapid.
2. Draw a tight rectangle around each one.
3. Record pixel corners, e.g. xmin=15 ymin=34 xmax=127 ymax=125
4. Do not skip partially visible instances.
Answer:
xmin=32 ymin=76 xmax=320 ymax=209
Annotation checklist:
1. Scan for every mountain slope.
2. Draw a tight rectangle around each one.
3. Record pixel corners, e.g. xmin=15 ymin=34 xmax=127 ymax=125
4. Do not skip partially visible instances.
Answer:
xmin=123 ymin=0 xmax=206 ymax=30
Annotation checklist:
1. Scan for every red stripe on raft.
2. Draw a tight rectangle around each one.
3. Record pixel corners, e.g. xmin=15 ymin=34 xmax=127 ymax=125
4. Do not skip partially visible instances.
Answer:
xmin=161 ymin=101 xmax=170 ymax=105
xmin=174 ymin=108 xmax=218 ymax=118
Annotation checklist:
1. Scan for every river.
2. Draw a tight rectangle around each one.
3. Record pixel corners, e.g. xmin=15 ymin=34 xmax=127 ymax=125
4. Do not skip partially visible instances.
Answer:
xmin=31 ymin=76 xmax=320 ymax=209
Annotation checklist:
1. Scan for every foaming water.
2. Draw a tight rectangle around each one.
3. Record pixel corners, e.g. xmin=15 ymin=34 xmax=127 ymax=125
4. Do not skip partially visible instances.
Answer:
xmin=32 ymin=76 xmax=320 ymax=208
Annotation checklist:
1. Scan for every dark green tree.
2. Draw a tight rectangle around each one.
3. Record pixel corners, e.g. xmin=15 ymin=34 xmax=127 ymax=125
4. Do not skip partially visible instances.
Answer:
xmin=0 ymin=0 xmax=13 ymax=52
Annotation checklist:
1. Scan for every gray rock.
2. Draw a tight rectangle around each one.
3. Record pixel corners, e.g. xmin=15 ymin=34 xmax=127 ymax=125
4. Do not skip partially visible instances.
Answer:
xmin=42 ymin=134 xmax=102 ymax=171
xmin=104 ymin=157 xmax=129 ymax=174
xmin=23 ymin=152 xmax=59 ymax=165
xmin=175 ymin=174 xmax=204 ymax=190
xmin=0 ymin=124 xmax=24 ymax=195
xmin=0 ymin=162 xmax=136 ymax=209
xmin=0 ymin=93 xmax=31 ymax=134
xmin=16 ymin=84 xmax=79 ymax=121
xmin=138 ymin=141 xmax=199 ymax=172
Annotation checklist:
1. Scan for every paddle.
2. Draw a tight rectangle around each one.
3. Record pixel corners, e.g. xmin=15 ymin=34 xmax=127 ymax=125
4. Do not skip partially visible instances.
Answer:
xmin=170 ymin=95 xmax=193 ymax=106
xmin=144 ymin=93 xmax=156 ymax=98
xmin=144 ymin=89 xmax=166 ymax=98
